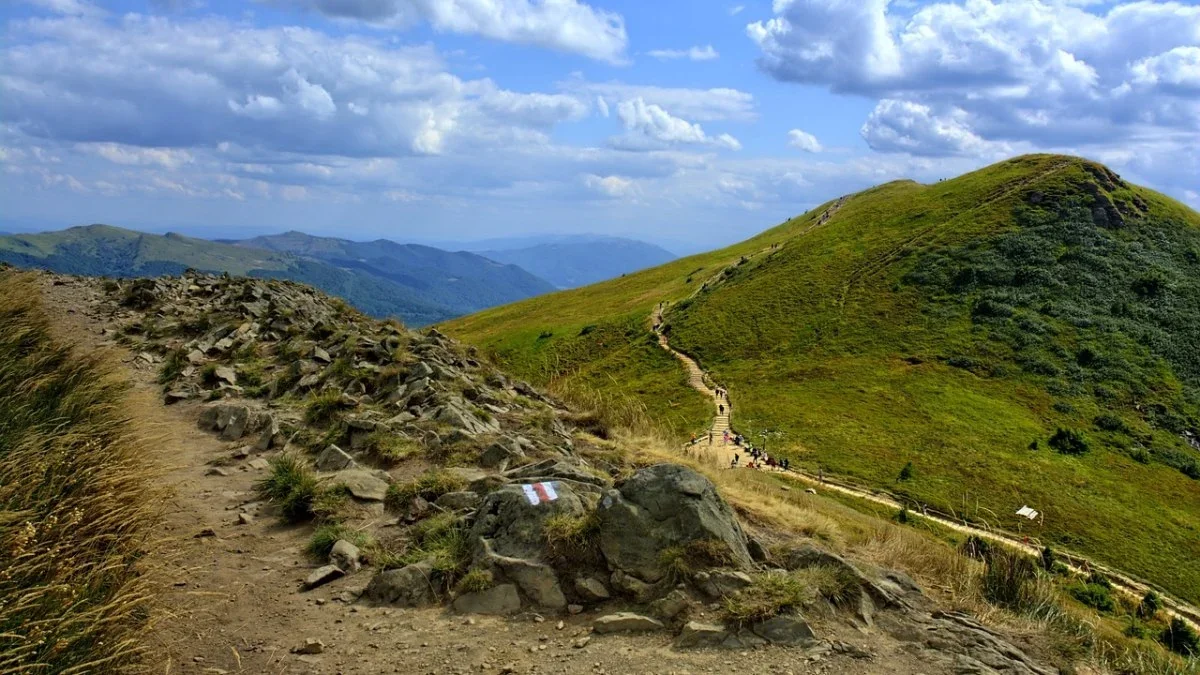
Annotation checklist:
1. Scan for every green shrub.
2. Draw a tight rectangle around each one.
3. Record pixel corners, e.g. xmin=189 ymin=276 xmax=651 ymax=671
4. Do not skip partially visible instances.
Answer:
xmin=1069 ymin=582 xmax=1115 ymax=612
xmin=1049 ymin=428 xmax=1090 ymax=455
xmin=1137 ymin=591 xmax=1161 ymax=619
xmin=200 ymin=363 xmax=219 ymax=386
xmin=255 ymin=454 xmax=320 ymax=522
xmin=1039 ymin=546 xmax=1056 ymax=571
xmin=1160 ymin=617 xmax=1199 ymax=657
xmin=307 ymin=524 xmax=375 ymax=559
xmin=385 ymin=469 xmax=467 ymax=510
xmin=898 ymin=461 xmax=914 ymax=481
xmin=1094 ymin=414 xmax=1130 ymax=434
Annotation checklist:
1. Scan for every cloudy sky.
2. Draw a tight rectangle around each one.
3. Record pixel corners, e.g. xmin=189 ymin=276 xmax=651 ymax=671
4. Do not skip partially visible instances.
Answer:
xmin=1 ymin=0 xmax=1197 ymax=252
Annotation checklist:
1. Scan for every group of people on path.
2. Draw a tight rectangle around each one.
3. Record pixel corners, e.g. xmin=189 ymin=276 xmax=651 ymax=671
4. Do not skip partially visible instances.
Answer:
xmin=730 ymin=445 xmax=789 ymax=472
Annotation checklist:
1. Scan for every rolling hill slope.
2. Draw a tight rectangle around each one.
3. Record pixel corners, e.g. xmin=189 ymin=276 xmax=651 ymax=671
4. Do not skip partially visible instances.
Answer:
xmin=443 ymin=155 xmax=1200 ymax=604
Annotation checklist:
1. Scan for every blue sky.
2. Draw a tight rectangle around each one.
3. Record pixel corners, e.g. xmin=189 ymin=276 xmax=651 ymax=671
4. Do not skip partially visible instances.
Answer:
xmin=1 ymin=0 xmax=1197 ymax=253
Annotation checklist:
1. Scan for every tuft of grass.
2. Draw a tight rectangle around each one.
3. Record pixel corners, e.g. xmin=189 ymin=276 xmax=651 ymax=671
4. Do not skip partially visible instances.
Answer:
xmin=361 ymin=430 xmax=421 ymax=464
xmin=385 ymin=469 xmax=467 ymax=510
xmin=721 ymin=572 xmax=815 ymax=626
xmin=0 ymin=272 xmax=162 ymax=672
xmin=401 ymin=513 xmax=471 ymax=575
xmin=543 ymin=512 xmax=602 ymax=565
xmin=158 ymin=347 xmax=187 ymax=384
xmin=304 ymin=390 xmax=344 ymax=426
xmin=255 ymin=454 xmax=320 ymax=522
xmin=454 ymin=569 xmax=494 ymax=595
xmin=307 ymin=524 xmax=375 ymax=560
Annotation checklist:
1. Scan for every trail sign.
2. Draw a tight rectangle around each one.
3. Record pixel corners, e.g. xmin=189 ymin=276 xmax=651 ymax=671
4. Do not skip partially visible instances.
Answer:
xmin=521 ymin=482 xmax=560 ymax=506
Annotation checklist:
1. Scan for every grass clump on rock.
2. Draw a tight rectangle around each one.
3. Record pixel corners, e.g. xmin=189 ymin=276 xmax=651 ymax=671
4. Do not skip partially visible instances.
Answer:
xmin=385 ymin=469 xmax=467 ymax=509
xmin=543 ymin=512 xmax=602 ymax=565
xmin=307 ymin=523 xmax=375 ymax=559
xmin=401 ymin=513 xmax=471 ymax=575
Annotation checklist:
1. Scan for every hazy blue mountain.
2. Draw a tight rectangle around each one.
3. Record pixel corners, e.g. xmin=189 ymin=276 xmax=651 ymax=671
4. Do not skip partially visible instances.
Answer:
xmin=234 ymin=231 xmax=555 ymax=313
xmin=479 ymin=235 xmax=677 ymax=288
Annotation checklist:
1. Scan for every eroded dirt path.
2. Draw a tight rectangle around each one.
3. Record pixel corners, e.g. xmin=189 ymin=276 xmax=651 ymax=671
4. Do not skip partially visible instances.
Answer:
xmin=651 ymin=297 xmax=1200 ymax=633
xmin=39 ymin=276 xmax=981 ymax=675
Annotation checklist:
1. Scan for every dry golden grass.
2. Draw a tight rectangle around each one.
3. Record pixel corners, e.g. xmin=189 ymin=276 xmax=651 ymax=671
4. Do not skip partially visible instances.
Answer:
xmin=0 ymin=271 xmax=163 ymax=672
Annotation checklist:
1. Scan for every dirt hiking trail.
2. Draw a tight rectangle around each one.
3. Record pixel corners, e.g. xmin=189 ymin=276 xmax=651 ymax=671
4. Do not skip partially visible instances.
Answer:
xmin=38 ymin=277 xmax=976 ymax=675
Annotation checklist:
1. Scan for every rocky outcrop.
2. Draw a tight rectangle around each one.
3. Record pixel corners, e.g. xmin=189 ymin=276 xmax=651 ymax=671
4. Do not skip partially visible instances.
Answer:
xmin=597 ymin=464 xmax=752 ymax=583
xmin=364 ymin=563 xmax=439 ymax=606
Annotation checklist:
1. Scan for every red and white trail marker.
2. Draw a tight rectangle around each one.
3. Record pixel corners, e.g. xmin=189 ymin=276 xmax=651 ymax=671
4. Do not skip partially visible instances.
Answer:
xmin=521 ymin=481 xmax=559 ymax=506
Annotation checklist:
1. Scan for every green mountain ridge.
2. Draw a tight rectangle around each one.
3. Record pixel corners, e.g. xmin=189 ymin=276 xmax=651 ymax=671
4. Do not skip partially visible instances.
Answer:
xmin=442 ymin=154 xmax=1200 ymax=604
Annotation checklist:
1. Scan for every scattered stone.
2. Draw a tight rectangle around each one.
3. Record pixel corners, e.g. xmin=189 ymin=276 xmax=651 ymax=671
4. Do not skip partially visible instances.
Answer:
xmin=187 ymin=349 xmax=206 ymax=365
xmin=205 ymin=467 xmax=231 ymax=477
xmin=364 ymin=563 xmax=439 ymax=607
xmin=237 ymin=512 xmax=254 ymax=525
xmin=213 ymin=366 xmax=237 ymax=386
xmin=315 ymin=444 xmax=357 ymax=472
xmin=312 ymin=346 xmax=331 ymax=363
xmin=304 ymin=565 xmax=345 ymax=590
xmin=751 ymin=615 xmax=816 ymax=646
xmin=696 ymin=569 xmax=753 ymax=598
xmin=248 ymin=457 xmax=270 ymax=470
xmin=675 ymin=621 xmax=730 ymax=649
xmin=332 ymin=469 xmax=389 ymax=502
xmin=572 ymin=637 xmax=591 ymax=649
xmin=574 ymin=576 xmax=611 ymax=602
xmin=650 ymin=589 xmax=691 ymax=620
xmin=293 ymin=638 xmax=325 ymax=655
xmin=194 ymin=528 xmax=217 ymax=538
xmin=435 ymin=491 xmax=482 ymax=511
xmin=592 ymin=613 xmax=664 ymax=634
xmin=567 ymin=604 xmax=583 ymax=615
xmin=330 ymin=539 xmax=363 ymax=573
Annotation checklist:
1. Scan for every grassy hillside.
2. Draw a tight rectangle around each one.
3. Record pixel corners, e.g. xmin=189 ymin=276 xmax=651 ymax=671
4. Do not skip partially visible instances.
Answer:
xmin=443 ymin=155 xmax=1200 ymax=604
xmin=0 ymin=225 xmax=459 ymax=325
xmin=0 ymin=271 xmax=159 ymax=670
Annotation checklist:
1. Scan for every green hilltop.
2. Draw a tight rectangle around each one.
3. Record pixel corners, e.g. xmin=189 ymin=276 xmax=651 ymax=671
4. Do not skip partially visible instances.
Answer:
xmin=443 ymin=154 xmax=1200 ymax=604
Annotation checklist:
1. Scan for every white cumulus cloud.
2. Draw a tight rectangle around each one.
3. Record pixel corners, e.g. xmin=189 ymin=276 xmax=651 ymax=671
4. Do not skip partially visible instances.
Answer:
xmin=615 ymin=98 xmax=741 ymax=150
xmin=786 ymin=129 xmax=822 ymax=153
xmin=647 ymin=45 xmax=719 ymax=61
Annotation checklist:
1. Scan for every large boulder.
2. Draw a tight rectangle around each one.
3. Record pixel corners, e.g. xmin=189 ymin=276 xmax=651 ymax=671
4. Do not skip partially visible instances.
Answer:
xmin=467 ymin=481 xmax=602 ymax=609
xmin=364 ymin=563 xmax=439 ymax=606
xmin=331 ymin=470 xmax=389 ymax=502
xmin=198 ymin=403 xmax=263 ymax=441
xmin=315 ymin=444 xmax=357 ymax=472
xmin=597 ymin=464 xmax=752 ymax=583
xmin=452 ymin=584 xmax=522 ymax=615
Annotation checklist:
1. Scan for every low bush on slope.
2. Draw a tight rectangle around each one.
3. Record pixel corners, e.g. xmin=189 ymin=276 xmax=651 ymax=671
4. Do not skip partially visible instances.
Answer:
xmin=0 ymin=271 xmax=160 ymax=672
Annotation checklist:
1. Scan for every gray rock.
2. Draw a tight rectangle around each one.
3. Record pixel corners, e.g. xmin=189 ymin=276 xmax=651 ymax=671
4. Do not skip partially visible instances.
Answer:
xmin=254 ymin=414 xmax=282 ymax=452
xmin=597 ymin=464 xmax=752 ymax=583
xmin=469 ymin=481 xmax=601 ymax=561
xmin=609 ymin=570 xmax=658 ymax=602
xmin=748 ymin=538 xmax=769 ymax=563
xmin=304 ymin=564 xmax=344 ymax=590
xmin=487 ymin=553 xmax=566 ymax=609
xmin=574 ymin=576 xmax=611 ymax=602
xmin=407 ymin=362 xmax=434 ymax=381
xmin=313 ymin=346 xmax=331 ymax=363
xmin=504 ymin=459 xmax=611 ymax=487
xmin=650 ymin=589 xmax=691 ymax=620
xmin=214 ymin=366 xmax=237 ymax=386
xmin=332 ymin=470 xmax=389 ymax=502
xmin=198 ymin=403 xmax=255 ymax=441
xmin=293 ymin=638 xmax=324 ymax=655
xmin=751 ymin=615 xmax=816 ymax=646
xmin=248 ymin=457 xmax=270 ymax=470
xmin=364 ymin=563 xmax=439 ymax=606
xmin=696 ymin=569 xmax=753 ymax=598
xmin=187 ymin=349 xmax=206 ymax=365
xmin=406 ymin=377 xmax=432 ymax=396
xmin=480 ymin=440 xmax=524 ymax=469
xmin=592 ymin=612 xmax=664 ymax=634
xmin=436 ymin=491 xmax=482 ymax=511
xmin=675 ymin=621 xmax=729 ymax=648
xmin=330 ymin=539 xmax=362 ymax=573
xmin=452 ymin=583 xmax=522 ymax=615
xmin=316 ymin=445 xmax=357 ymax=472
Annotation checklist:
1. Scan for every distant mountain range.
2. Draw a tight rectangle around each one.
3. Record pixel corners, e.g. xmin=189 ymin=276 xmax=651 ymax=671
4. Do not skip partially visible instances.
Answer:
xmin=0 ymin=225 xmax=553 ymax=325
xmin=478 ymin=235 xmax=676 ymax=288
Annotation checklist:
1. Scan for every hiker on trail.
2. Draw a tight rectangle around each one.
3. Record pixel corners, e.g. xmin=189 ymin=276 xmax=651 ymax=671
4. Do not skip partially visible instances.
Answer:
xmin=719 ymin=404 xmax=725 ymax=415
xmin=782 ymin=458 xmax=790 ymax=471
xmin=767 ymin=457 xmax=777 ymax=469
xmin=731 ymin=454 xmax=739 ymax=468
xmin=723 ymin=430 xmax=730 ymax=445
xmin=708 ymin=431 xmax=713 ymax=445
xmin=690 ymin=432 xmax=697 ymax=445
